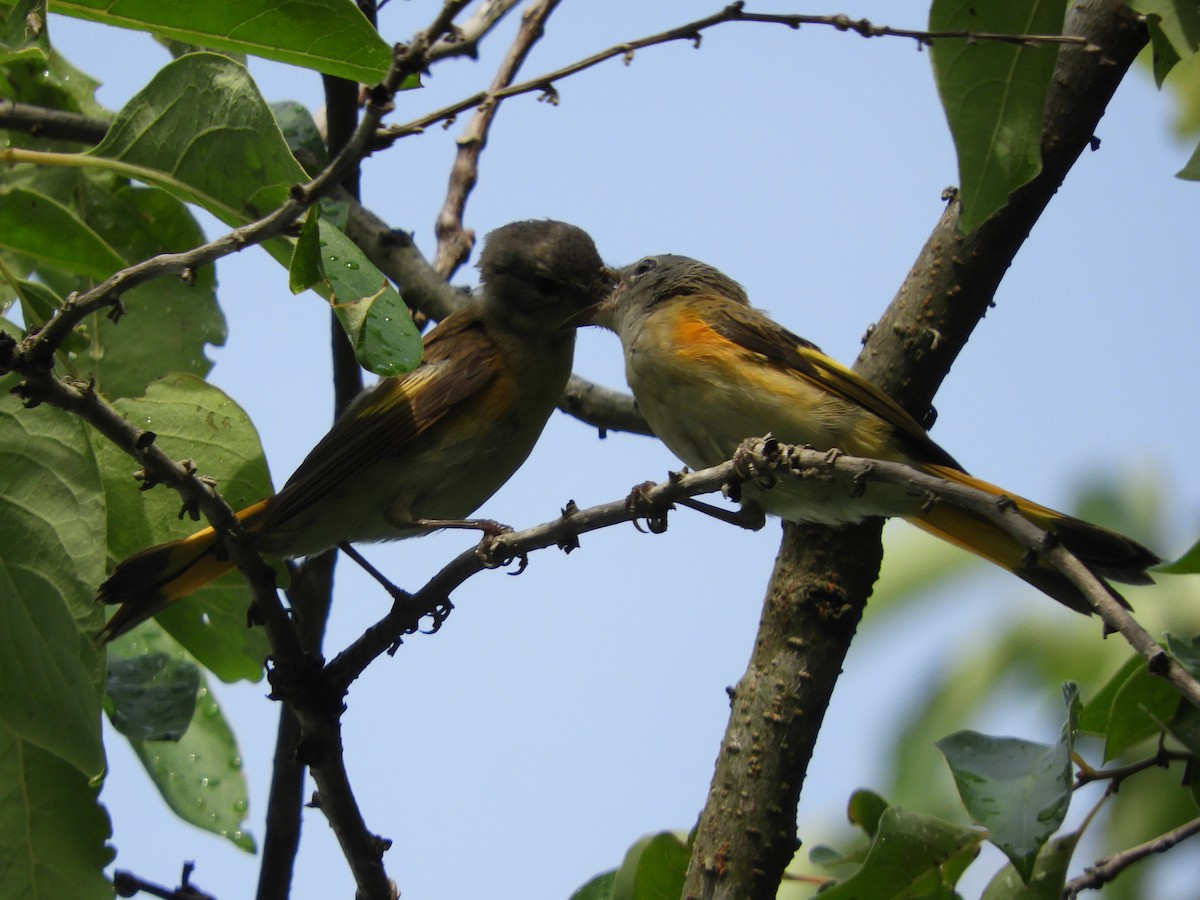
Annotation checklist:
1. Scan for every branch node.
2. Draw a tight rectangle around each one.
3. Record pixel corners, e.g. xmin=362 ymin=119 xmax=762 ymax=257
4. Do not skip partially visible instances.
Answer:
xmin=105 ymin=295 xmax=127 ymax=323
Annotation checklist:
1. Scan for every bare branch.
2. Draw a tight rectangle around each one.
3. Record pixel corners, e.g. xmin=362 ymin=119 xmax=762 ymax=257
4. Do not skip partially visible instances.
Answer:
xmin=428 ymin=0 xmax=524 ymax=62
xmin=0 ymin=99 xmax=110 ymax=144
xmin=380 ymin=3 xmax=1093 ymax=143
xmin=1073 ymin=747 xmax=1192 ymax=789
xmin=433 ymin=0 xmax=566 ymax=278
xmin=112 ymin=862 xmax=216 ymax=900
xmin=1064 ymin=815 xmax=1200 ymax=897
xmin=321 ymin=436 xmax=1197 ymax=706
xmin=560 ymin=373 xmax=651 ymax=436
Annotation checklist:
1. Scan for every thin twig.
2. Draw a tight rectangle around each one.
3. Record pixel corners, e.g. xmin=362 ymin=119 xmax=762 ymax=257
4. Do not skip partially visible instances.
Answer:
xmin=112 ymin=862 xmax=216 ymax=900
xmin=1073 ymin=747 xmax=1191 ymax=789
xmin=1063 ymin=815 xmax=1200 ymax=897
xmin=428 ymin=0 xmax=524 ymax=62
xmin=433 ymin=0 xmax=566 ymax=278
xmin=380 ymin=3 xmax=1092 ymax=143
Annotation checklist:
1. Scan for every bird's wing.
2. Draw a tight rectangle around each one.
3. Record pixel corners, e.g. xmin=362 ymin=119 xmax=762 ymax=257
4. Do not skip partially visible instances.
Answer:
xmin=262 ymin=310 xmax=500 ymax=529
xmin=703 ymin=304 xmax=963 ymax=471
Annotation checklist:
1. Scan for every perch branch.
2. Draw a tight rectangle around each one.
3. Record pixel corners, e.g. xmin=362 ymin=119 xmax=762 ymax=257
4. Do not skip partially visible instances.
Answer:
xmin=1063 ymin=815 xmax=1200 ymax=898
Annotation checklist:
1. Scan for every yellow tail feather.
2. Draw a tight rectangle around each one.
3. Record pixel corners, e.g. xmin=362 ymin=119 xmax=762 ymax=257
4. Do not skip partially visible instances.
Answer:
xmin=97 ymin=499 xmax=271 ymax=643
xmin=908 ymin=465 xmax=1158 ymax=615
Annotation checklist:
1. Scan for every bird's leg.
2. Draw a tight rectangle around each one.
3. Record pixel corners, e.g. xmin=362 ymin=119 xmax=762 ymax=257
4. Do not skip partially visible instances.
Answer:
xmin=411 ymin=517 xmax=514 ymax=537
xmin=337 ymin=542 xmax=409 ymax=603
xmin=676 ymin=496 xmax=766 ymax=531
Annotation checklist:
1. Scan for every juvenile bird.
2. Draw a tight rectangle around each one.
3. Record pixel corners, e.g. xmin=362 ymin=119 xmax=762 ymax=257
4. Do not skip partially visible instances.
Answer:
xmin=98 ymin=220 xmax=613 ymax=641
xmin=597 ymin=253 xmax=1158 ymax=614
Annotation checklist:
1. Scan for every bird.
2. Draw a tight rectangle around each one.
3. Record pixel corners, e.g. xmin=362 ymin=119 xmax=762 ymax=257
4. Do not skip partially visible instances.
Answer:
xmin=595 ymin=253 xmax=1158 ymax=614
xmin=97 ymin=220 xmax=613 ymax=641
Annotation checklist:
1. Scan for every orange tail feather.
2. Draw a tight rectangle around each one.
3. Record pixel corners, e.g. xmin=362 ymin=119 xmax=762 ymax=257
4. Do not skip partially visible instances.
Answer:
xmin=908 ymin=466 xmax=1159 ymax=615
xmin=97 ymin=499 xmax=270 ymax=643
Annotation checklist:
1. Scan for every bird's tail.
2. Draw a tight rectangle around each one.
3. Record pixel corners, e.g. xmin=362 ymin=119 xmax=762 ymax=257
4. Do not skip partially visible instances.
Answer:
xmin=906 ymin=465 xmax=1159 ymax=615
xmin=97 ymin=499 xmax=271 ymax=643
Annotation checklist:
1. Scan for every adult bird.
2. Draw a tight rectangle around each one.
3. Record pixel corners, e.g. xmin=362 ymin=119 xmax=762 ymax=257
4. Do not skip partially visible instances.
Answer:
xmin=595 ymin=253 xmax=1157 ymax=614
xmin=98 ymin=220 xmax=613 ymax=641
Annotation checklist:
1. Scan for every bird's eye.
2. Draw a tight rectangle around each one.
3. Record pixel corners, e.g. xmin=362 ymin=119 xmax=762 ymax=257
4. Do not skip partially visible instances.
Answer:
xmin=632 ymin=257 xmax=658 ymax=278
xmin=533 ymin=275 xmax=562 ymax=295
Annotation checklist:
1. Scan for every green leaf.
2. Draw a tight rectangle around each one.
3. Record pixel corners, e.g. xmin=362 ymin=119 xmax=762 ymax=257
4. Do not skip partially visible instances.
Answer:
xmin=1 ymin=0 xmax=49 ymax=65
xmin=318 ymin=219 xmax=421 ymax=376
xmin=105 ymin=651 xmax=200 ymax=741
xmin=610 ymin=831 xmax=690 ymax=900
xmin=51 ymin=0 xmax=392 ymax=83
xmin=814 ymin=807 xmax=983 ymax=899
xmin=928 ymin=0 xmax=1067 ymax=233
xmin=936 ymin=723 xmax=1072 ymax=883
xmin=90 ymin=53 xmax=420 ymax=376
xmin=1079 ymin=654 xmax=1142 ymax=733
xmin=1164 ymin=699 xmax=1200 ymax=756
xmin=569 ymin=870 xmax=617 ymax=900
xmin=4 ymin=164 xmax=226 ymax=400
xmin=1158 ymin=539 xmax=1200 ymax=573
xmin=95 ymin=374 xmax=272 ymax=682
xmin=1079 ymin=654 xmax=1180 ymax=760
xmin=1177 ymin=140 xmax=1200 ymax=179
xmin=0 ymin=721 xmax=114 ymax=900
xmin=289 ymin=206 xmax=323 ymax=294
xmin=847 ymin=788 xmax=890 ymax=838
xmin=109 ymin=625 xmax=255 ymax=851
xmin=0 ymin=4 xmax=105 ymax=125
xmin=0 ymin=385 xmax=106 ymax=777
xmin=10 ymin=277 xmax=88 ymax=353
xmin=981 ymin=831 xmax=1079 ymax=900
xmin=80 ymin=181 xmax=226 ymax=399
xmin=1166 ymin=632 xmax=1200 ymax=677
xmin=91 ymin=53 xmax=306 ymax=223
xmin=807 ymin=844 xmax=847 ymax=867
xmin=1146 ymin=14 xmax=1185 ymax=87
xmin=1129 ymin=0 xmax=1200 ymax=84
xmin=0 ymin=187 xmax=126 ymax=277
xmin=271 ymin=100 xmax=328 ymax=176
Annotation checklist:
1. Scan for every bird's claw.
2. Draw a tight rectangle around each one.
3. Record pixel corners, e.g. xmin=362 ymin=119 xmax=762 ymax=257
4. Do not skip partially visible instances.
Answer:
xmin=625 ymin=480 xmax=670 ymax=534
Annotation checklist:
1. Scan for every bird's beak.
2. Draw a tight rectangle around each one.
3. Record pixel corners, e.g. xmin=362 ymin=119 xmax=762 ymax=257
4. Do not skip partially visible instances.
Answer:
xmin=574 ymin=269 xmax=623 ymax=330
xmin=562 ymin=267 xmax=620 ymax=329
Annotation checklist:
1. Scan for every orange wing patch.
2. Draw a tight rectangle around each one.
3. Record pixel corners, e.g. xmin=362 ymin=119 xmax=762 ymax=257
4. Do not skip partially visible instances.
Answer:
xmin=671 ymin=310 xmax=747 ymax=363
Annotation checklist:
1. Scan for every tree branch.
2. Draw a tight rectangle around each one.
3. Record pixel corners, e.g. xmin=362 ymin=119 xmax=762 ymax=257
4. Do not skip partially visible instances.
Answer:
xmin=256 ymin=0 xmax=378 ymax=886
xmin=681 ymin=3 xmax=1149 ymax=898
xmin=1063 ymin=815 xmax=1200 ymax=898
xmin=379 ymin=3 xmax=1094 ymax=143
xmin=428 ymin=0 xmax=523 ymax=62
xmin=0 ymin=98 xmax=110 ymax=144
xmin=433 ymin=0 xmax=566 ymax=278
xmin=314 ymin=434 xmax=1199 ymax=707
